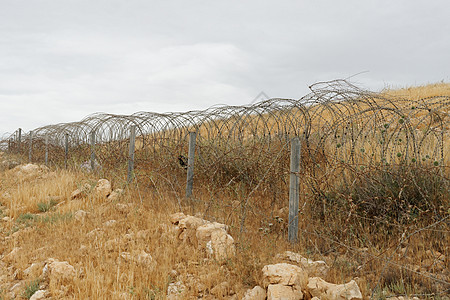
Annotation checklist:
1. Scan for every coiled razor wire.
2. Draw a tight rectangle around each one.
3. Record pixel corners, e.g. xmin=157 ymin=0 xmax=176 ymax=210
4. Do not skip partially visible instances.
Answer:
xmin=2 ymin=80 xmax=448 ymax=187
xmin=1 ymin=80 xmax=449 ymax=295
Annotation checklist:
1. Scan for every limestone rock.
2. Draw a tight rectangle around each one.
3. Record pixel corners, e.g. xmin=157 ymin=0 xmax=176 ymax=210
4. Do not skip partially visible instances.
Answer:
xmin=23 ymin=262 xmax=45 ymax=278
xmin=307 ymin=277 xmax=362 ymax=300
xmin=196 ymin=222 xmax=229 ymax=249
xmin=104 ymin=219 xmax=117 ymax=227
xmin=242 ymin=286 xmax=266 ymax=300
xmin=276 ymin=251 xmax=329 ymax=277
xmin=74 ymin=210 xmax=88 ymax=221
xmin=70 ymin=183 xmax=91 ymax=199
xmin=210 ymin=228 xmax=236 ymax=260
xmin=170 ymin=212 xmax=187 ymax=225
xmin=167 ymin=281 xmax=186 ymax=300
xmin=267 ymin=284 xmax=303 ymax=300
xmin=30 ymin=290 xmax=47 ymax=300
xmin=13 ymin=163 xmax=48 ymax=178
xmin=262 ymin=263 xmax=308 ymax=289
xmin=44 ymin=259 xmax=76 ymax=287
xmin=107 ymin=189 xmax=124 ymax=201
xmin=94 ymin=179 xmax=112 ymax=198
xmin=178 ymin=215 xmax=207 ymax=243
xmin=119 ymin=250 xmax=154 ymax=267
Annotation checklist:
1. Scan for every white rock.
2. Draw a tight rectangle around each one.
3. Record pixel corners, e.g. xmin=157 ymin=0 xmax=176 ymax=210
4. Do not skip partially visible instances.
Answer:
xmin=70 ymin=183 xmax=91 ymax=199
xmin=94 ymin=179 xmax=112 ymax=198
xmin=74 ymin=210 xmax=88 ymax=221
xmin=104 ymin=219 xmax=117 ymax=227
xmin=24 ymin=262 xmax=45 ymax=278
xmin=178 ymin=215 xmax=207 ymax=243
xmin=167 ymin=281 xmax=186 ymax=299
xmin=242 ymin=286 xmax=266 ymax=300
xmin=307 ymin=277 xmax=363 ymax=300
xmin=196 ymin=222 xmax=229 ymax=249
xmin=30 ymin=290 xmax=47 ymax=300
xmin=169 ymin=212 xmax=187 ymax=224
xmin=45 ymin=259 xmax=77 ymax=285
xmin=262 ymin=263 xmax=308 ymax=289
xmin=267 ymin=284 xmax=303 ymax=300
xmin=120 ymin=250 xmax=154 ymax=267
xmin=107 ymin=189 xmax=124 ymax=201
xmin=276 ymin=251 xmax=329 ymax=277
xmin=210 ymin=228 xmax=236 ymax=260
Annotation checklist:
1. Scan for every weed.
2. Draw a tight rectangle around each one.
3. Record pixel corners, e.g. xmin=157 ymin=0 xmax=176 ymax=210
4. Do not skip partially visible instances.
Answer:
xmin=22 ymin=279 xmax=40 ymax=299
xmin=37 ymin=199 xmax=58 ymax=212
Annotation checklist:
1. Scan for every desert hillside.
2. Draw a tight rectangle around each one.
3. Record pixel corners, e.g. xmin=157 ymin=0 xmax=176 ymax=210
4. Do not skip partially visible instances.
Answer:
xmin=0 ymin=82 xmax=448 ymax=299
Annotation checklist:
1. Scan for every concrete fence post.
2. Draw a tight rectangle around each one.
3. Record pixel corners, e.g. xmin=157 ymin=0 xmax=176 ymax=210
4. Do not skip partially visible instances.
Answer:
xmin=288 ymin=137 xmax=301 ymax=243
xmin=185 ymin=132 xmax=197 ymax=198
xmin=28 ymin=131 xmax=33 ymax=163
xmin=18 ymin=128 xmax=22 ymax=153
xmin=127 ymin=125 xmax=136 ymax=183
xmin=90 ymin=130 xmax=96 ymax=171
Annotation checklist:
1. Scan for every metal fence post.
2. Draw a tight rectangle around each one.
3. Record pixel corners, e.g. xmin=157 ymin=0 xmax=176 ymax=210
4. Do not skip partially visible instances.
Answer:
xmin=45 ymin=135 xmax=49 ymax=166
xmin=18 ymin=128 xmax=22 ymax=153
xmin=288 ymin=137 xmax=301 ymax=243
xmin=64 ymin=133 xmax=69 ymax=169
xmin=185 ymin=132 xmax=197 ymax=198
xmin=127 ymin=125 xmax=136 ymax=182
xmin=28 ymin=131 xmax=33 ymax=163
xmin=90 ymin=130 xmax=96 ymax=171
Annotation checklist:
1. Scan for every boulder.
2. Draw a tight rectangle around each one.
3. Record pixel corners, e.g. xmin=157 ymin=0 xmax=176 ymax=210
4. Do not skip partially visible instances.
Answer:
xmin=94 ymin=179 xmax=112 ymax=198
xmin=119 ymin=250 xmax=154 ymax=268
xmin=262 ymin=263 xmax=308 ymax=290
xmin=276 ymin=251 xmax=329 ymax=277
xmin=267 ymin=284 xmax=303 ymax=300
xmin=23 ymin=262 xmax=45 ymax=279
xmin=242 ymin=286 xmax=266 ymax=300
xmin=107 ymin=189 xmax=124 ymax=201
xmin=30 ymin=290 xmax=47 ymax=300
xmin=44 ymin=259 xmax=76 ymax=286
xmin=196 ymin=222 xmax=229 ymax=249
xmin=74 ymin=210 xmax=88 ymax=221
xmin=178 ymin=216 xmax=207 ymax=243
xmin=70 ymin=183 xmax=91 ymax=199
xmin=210 ymin=229 xmax=236 ymax=260
xmin=307 ymin=277 xmax=362 ymax=300
xmin=167 ymin=281 xmax=186 ymax=300
xmin=169 ymin=212 xmax=187 ymax=225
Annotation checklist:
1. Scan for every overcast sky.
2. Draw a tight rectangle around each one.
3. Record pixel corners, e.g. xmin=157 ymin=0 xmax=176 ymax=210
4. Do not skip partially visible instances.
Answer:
xmin=1 ymin=0 xmax=449 ymax=137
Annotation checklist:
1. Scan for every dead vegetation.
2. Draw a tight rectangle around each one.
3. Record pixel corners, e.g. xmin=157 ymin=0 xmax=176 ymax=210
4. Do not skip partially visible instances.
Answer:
xmin=0 ymin=81 xmax=449 ymax=299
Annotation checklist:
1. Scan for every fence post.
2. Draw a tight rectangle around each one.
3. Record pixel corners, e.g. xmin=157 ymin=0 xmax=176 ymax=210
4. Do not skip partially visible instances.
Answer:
xmin=288 ymin=137 xmax=301 ymax=243
xmin=185 ymin=132 xmax=197 ymax=198
xmin=90 ymin=130 xmax=96 ymax=171
xmin=65 ymin=133 xmax=69 ymax=169
xmin=28 ymin=131 xmax=33 ymax=163
xmin=45 ymin=135 xmax=49 ymax=166
xmin=18 ymin=128 xmax=22 ymax=153
xmin=8 ymin=139 xmax=11 ymax=153
xmin=127 ymin=125 xmax=136 ymax=183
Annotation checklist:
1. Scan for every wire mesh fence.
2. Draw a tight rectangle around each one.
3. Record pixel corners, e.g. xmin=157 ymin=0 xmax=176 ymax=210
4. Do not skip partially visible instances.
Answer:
xmin=1 ymin=80 xmax=449 ymax=297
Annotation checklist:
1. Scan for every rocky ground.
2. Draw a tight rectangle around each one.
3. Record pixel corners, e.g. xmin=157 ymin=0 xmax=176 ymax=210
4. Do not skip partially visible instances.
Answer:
xmin=0 ymin=153 xmax=441 ymax=299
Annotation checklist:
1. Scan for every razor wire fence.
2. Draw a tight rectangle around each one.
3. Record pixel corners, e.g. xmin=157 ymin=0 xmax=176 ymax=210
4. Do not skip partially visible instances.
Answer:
xmin=1 ymin=80 xmax=449 ymax=296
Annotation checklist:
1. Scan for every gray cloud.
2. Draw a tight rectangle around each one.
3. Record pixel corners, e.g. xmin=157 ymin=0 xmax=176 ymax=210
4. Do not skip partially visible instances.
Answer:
xmin=1 ymin=0 xmax=449 ymax=137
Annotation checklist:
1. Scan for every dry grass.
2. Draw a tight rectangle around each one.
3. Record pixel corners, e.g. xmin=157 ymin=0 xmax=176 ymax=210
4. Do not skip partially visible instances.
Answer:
xmin=0 ymin=83 xmax=449 ymax=299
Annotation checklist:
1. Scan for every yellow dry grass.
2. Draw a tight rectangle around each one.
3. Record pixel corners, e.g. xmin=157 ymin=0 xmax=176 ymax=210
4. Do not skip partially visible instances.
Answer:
xmin=0 ymin=83 xmax=448 ymax=299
